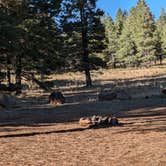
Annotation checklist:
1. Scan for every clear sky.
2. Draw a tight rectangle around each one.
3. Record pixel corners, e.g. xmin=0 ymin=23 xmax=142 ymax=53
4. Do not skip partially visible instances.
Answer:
xmin=97 ymin=0 xmax=166 ymax=20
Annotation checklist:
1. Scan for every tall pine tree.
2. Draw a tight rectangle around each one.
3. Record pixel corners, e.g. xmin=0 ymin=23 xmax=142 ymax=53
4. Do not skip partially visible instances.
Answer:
xmin=60 ymin=0 xmax=105 ymax=86
xmin=135 ymin=0 xmax=156 ymax=65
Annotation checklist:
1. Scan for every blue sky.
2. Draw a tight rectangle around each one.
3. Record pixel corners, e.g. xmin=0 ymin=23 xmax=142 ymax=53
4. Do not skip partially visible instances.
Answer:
xmin=97 ymin=0 xmax=166 ymax=20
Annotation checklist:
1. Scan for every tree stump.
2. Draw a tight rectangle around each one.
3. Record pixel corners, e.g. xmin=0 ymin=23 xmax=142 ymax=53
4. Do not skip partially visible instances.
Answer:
xmin=49 ymin=91 xmax=65 ymax=105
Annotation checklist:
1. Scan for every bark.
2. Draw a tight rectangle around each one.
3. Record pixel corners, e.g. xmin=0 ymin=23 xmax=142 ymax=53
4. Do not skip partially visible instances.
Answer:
xmin=80 ymin=1 xmax=92 ymax=87
xmin=6 ymin=54 xmax=11 ymax=87
xmin=15 ymin=54 xmax=22 ymax=94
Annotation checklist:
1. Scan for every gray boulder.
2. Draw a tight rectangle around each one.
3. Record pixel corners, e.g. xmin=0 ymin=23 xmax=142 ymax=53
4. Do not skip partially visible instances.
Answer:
xmin=98 ymin=91 xmax=117 ymax=101
xmin=98 ymin=89 xmax=131 ymax=101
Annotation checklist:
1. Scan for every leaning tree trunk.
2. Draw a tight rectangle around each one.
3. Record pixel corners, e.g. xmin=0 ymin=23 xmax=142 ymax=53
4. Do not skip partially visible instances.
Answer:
xmin=80 ymin=2 xmax=92 ymax=87
xmin=15 ymin=54 xmax=22 ymax=94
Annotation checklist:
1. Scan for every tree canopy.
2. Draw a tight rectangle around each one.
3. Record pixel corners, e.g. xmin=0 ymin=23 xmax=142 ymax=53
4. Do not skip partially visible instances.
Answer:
xmin=0 ymin=0 xmax=166 ymax=92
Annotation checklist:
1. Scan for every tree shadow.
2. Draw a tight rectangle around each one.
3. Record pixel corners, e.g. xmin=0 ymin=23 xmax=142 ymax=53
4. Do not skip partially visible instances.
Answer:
xmin=45 ymin=73 xmax=166 ymax=92
xmin=0 ymin=123 xmax=124 ymax=138
xmin=0 ymin=73 xmax=165 ymax=137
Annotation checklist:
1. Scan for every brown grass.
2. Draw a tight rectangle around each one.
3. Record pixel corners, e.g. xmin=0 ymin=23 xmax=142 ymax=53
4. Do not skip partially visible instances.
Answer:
xmin=0 ymin=65 xmax=166 ymax=166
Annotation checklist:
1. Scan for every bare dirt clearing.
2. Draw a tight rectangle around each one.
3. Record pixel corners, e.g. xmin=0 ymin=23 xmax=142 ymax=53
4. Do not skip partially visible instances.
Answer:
xmin=0 ymin=66 xmax=166 ymax=166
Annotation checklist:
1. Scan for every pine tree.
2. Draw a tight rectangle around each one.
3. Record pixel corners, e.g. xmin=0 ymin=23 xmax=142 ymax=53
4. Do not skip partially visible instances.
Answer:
xmin=103 ymin=16 xmax=117 ymax=67
xmin=114 ymin=9 xmax=126 ymax=37
xmin=134 ymin=0 xmax=156 ymax=65
xmin=117 ymin=15 xmax=137 ymax=67
xmin=0 ymin=0 xmax=27 ymax=91
xmin=157 ymin=9 xmax=166 ymax=62
xmin=60 ymin=0 xmax=105 ymax=86
xmin=154 ymin=30 xmax=163 ymax=64
xmin=103 ymin=9 xmax=126 ymax=68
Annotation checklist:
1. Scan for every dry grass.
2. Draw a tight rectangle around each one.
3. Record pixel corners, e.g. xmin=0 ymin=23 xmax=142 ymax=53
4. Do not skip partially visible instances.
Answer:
xmin=0 ymin=65 xmax=166 ymax=166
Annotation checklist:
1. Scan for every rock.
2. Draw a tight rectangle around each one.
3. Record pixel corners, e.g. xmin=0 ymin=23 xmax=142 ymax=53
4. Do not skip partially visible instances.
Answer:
xmin=101 ymin=116 xmax=109 ymax=125
xmin=98 ymin=91 xmax=117 ymax=101
xmin=79 ymin=117 xmax=92 ymax=126
xmin=0 ymin=93 xmax=16 ymax=109
xmin=49 ymin=91 xmax=65 ymax=105
xmin=109 ymin=117 xmax=119 ymax=126
xmin=98 ymin=89 xmax=131 ymax=101
xmin=92 ymin=116 xmax=102 ymax=125
xmin=91 ymin=115 xmax=97 ymax=122
xmin=115 ymin=90 xmax=131 ymax=100
xmin=79 ymin=115 xmax=119 ymax=127
xmin=145 ymin=95 xmax=149 ymax=99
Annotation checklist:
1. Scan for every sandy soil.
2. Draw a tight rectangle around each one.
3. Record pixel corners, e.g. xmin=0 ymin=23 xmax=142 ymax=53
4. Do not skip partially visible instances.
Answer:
xmin=0 ymin=66 xmax=166 ymax=166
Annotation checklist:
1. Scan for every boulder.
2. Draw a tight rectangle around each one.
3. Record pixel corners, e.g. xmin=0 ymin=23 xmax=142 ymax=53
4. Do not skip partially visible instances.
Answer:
xmin=101 ymin=116 xmax=109 ymax=125
xmin=98 ymin=89 xmax=131 ymax=101
xmin=91 ymin=115 xmax=103 ymax=125
xmin=108 ymin=117 xmax=119 ymax=126
xmin=49 ymin=91 xmax=65 ymax=105
xmin=79 ymin=115 xmax=119 ymax=127
xmin=98 ymin=91 xmax=117 ymax=101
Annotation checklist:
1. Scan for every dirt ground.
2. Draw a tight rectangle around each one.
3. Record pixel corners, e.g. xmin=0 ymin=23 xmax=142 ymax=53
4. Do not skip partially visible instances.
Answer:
xmin=0 ymin=66 xmax=166 ymax=166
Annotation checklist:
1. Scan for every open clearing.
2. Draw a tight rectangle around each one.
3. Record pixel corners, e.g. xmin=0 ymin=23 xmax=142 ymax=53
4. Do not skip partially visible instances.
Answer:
xmin=0 ymin=66 xmax=166 ymax=166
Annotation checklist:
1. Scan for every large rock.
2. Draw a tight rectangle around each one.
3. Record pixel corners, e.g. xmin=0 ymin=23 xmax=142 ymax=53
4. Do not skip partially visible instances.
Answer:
xmin=98 ymin=89 xmax=131 ymax=101
xmin=91 ymin=115 xmax=103 ymax=125
xmin=98 ymin=91 xmax=117 ymax=101
xmin=0 ymin=93 xmax=16 ymax=109
xmin=79 ymin=115 xmax=119 ymax=127
xmin=49 ymin=91 xmax=65 ymax=105
xmin=108 ymin=117 xmax=119 ymax=126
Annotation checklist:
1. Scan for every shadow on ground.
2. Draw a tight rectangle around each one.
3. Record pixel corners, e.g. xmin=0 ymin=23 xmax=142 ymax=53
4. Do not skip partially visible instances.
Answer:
xmin=0 ymin=73 xmax=165 ymax=138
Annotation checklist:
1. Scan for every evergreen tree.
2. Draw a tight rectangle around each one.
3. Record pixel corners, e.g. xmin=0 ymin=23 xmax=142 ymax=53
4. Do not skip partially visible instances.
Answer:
xmin=157 ymin=9 xmax=166 ymax=62
xmin=0 ymin=0 xmax=27 ymax=91
xmin=60 ymin=0 xmax=105 ymax=86
xmin=0 ymin=0 xmax=63 ymax=92
xmin=103 ymin=16 xmax=117 ymax=67
xmin=103 ymin=9 xmax=126 ymax=68
xmin=154 ymin=29 xmax=163 ymax=64
xmin=135 ymin=0 xmax=156 ymax=64
xmin=117 ymin=15 xmax=137 ymax=66
xmin=114 ymin=9 xmax=126 ymax=37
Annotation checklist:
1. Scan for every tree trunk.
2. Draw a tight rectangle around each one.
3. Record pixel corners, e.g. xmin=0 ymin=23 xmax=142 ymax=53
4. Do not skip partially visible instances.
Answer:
xmin=15 ymin=54 xmax=22 ymax=94
xmin=159 ymin=54 xmax=162 ymax=65
xmin=6 ymin=54 xmax=11 ymax=87
xmin=80 ymin=2 xmax=92 ymax=87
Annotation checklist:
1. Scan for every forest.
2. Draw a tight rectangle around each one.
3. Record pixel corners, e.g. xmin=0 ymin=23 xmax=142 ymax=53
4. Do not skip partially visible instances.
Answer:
xmin=0 ymin=1 xmax=166 ymax=165
xmin=0 ymin=0 xmax=166 ymax=93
